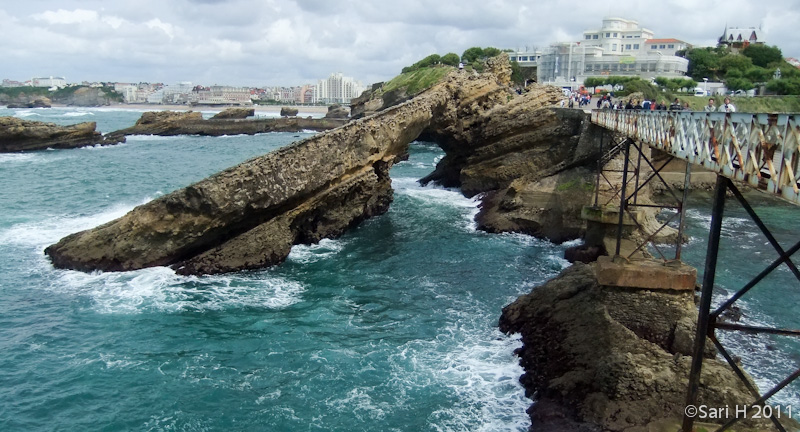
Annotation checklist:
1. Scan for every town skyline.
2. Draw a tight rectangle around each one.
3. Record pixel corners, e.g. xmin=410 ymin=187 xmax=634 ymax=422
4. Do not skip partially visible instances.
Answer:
xmin=2 ymin=1 xmax=799 ymax=88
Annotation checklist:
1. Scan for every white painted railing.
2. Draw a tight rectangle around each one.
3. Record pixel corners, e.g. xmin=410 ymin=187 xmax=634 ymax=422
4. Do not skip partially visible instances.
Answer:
xmin=591 ymin=110 xmax=800 ymax=205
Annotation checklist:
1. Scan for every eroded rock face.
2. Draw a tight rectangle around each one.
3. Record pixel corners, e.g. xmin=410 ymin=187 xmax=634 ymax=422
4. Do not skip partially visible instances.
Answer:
xmin=0 ymin=116 xmax=124 ymax=152
xmin=106 ymin=110 xmax=346 ymax=138
xmin=46 ymin=86 xmax=450 ymax=274
xmin=279 ymin=107 xmax=299 ymax=117
xmin=499 ymin=264 xmax=773 ymax=431
xmin=45 ymin=55 xmax=571 ymax=275
xmin=210 ymin=107 xmax=255 ymax=120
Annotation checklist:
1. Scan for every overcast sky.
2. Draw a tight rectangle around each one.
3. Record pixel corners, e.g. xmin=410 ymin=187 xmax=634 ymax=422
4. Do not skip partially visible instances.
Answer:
xmin=2 ymin=0 xmax=798 ymax=87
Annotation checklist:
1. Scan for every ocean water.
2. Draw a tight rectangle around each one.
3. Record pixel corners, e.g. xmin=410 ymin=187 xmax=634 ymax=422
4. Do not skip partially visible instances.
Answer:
xmin=0 ymin=106 xmax=796 ymax=431
xmin=0 ymin=107 xmax=571 ymax=431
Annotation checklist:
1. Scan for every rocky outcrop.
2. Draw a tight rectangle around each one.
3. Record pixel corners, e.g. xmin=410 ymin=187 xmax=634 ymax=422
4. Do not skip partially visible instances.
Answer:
xmin=46 ymin=54 xmax=570 ymax=275
xmin=45 ymin=86 xmax=450 ymax=274
xmin=0 ymin=116 xmax=125 ymax=152
xmin=6 ymin=97 xmax=52 ymax=108
xmin=60 ymin=87 xmax=116 ymax=106
xmin=210 ymin=107 xmax=255 ymax=120
xmin=499 ymin=264 xmax=781 ymax=431
xmin=105 ymin=110 xmax=347 ymax=139
xmin=279 ymin=107 xmax=299 ymax=117
xmin=324 ymin=104 xmax=349 ymax=119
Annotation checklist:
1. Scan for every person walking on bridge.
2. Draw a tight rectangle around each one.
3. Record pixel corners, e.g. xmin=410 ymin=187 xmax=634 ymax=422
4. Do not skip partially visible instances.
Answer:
xmin=704 ymin=98 xmax=716 ymax=112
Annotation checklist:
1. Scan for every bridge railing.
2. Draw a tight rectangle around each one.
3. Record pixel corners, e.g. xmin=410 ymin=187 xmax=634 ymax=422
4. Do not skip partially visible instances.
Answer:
xmin=591 ymin=110 xmax=800 ymax=205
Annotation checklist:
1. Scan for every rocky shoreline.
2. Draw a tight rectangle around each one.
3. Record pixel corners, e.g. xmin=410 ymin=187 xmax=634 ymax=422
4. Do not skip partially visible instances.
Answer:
xmin=0 ymin=107 xmax=348 ymax=152
xmin=0 ymin=116 xmax=125 ymax=152
xmin=38 ymin=55 xmax=791 ymax=431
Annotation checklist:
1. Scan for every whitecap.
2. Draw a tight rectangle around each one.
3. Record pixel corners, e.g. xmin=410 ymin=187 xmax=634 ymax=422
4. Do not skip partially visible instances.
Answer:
xmin=288 ymin=238 xmax=345 ymax=264
xmin=49 ymin=267 xmax=306 ymax=314
xmin=14 ymin=110 xmax=41 ymax=118
xmin=0 ymin=153 xmax=38 ymax=164
xmin=125 ymin=135 xmax=184 ymax=141
xmin=62 ymin=111 xmax=94 ymax=117
xmin=392 ymin=177 xmax=480 ymax=231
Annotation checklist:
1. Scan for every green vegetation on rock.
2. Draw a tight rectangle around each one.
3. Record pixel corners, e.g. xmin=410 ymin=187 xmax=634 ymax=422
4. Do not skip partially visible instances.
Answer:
xmin=382 ymin=67 xmax=451 ymax=96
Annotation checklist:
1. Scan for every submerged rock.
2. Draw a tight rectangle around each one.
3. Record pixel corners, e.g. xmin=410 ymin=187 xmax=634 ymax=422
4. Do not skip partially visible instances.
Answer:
xmin=0 ymin=116 xmax=124 ymax=152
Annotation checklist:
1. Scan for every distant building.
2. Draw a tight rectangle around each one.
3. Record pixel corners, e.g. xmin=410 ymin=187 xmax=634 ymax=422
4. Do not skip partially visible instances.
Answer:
xmin=31 ymin=76 xmax=67 ymax=88
xmin=786 ymin=58 xmax=800 ymax=69
xmin=513 ymin=17 xmax=690 ymax=88
xmin=1 ymin=79 xmax=24 ymax=87
xmin=314 ymin=73 xmax=365 ymax=104
xmin=718 ymin=26 xmax=762 ymax=51
xmin=193 ymin=85 xmax=252 ymax=106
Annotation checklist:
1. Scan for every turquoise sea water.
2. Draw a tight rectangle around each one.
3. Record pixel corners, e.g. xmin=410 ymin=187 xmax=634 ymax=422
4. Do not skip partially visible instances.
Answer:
xmin=0 ymin=107 xmax=797 ymax=431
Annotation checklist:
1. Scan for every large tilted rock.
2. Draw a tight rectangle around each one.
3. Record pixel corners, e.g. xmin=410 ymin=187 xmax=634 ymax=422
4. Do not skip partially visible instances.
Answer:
xmin=499 ymin=264 xmax=783 ymax=432
xmin=46 ymin=87 xmax=450 ymax=274
xmin=0 ymin=116 xmax=125 ymax=152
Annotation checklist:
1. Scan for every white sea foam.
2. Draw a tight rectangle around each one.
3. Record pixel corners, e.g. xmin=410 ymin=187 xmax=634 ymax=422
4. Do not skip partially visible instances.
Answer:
xmin=388 ymin=326 xmax=530 ymax=431
xmin=0 ymin=153 xmax=39 ymax=164
xmin=49 ymin=267 xmax=306 ymax=314
xmin=1 ymin=197 xmax=306 ymax=314
xmin=14 ymin=110 xmax=41 ymax=118
xmin=62 ymin=111 xmax=94 ymax=117
xmin=288 ymin=238 xmax=346 ymax=264
xmin=125 ymin=134 xmax=185 ymax=141
xmin=392 ymin=177 xmax=481 ymax=231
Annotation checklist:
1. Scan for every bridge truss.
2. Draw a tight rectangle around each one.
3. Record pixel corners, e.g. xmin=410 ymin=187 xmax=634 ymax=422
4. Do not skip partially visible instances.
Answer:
xmin=591 ymin=109 xmax=800 ymax=432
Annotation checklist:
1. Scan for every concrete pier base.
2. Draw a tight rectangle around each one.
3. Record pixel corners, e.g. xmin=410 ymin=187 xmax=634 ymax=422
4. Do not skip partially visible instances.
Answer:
xmin=596 ymin=255 xmax=697 ymax=291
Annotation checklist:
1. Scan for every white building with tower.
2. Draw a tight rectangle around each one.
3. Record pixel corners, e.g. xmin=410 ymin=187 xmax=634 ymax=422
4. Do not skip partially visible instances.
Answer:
xmin=510 ymin=17 xmax=690 ymax=88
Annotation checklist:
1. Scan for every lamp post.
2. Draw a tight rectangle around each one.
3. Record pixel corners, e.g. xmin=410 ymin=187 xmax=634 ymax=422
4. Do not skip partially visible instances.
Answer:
xmin=567 ymin=43 xmax=574 ymax=89
xmin=703 ymin=77 xmax=708 ymax=95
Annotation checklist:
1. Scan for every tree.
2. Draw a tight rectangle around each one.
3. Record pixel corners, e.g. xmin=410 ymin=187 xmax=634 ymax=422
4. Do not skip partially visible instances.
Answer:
xmin=685 ymin=47 xmax=722 ymax=81
xmin=461 ymin=47 xmax=485 ymax=64
xmin=743 ymin=44 xmax=783 ymax=68
xmin=441 ymin=53 xmax=460 ymax=66
xmin=483 ymin=47 xmax=502 ymax=57
xmin=718 ymin=54 xmax=753 ymax=76
xmin=725 ymin=77 xmax=754 ymax=91
xmin=745 ymin=66 xmax=771 ymax=83
xmin=766 ymin=78 xmax=800 ymax=95
xmin=583 ymin=77 xmax=605 ymax=90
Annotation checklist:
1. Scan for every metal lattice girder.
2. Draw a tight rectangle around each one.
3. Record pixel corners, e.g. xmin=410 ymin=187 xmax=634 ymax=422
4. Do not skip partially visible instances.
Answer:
xmin=591 ymin=110 xmax=800 ymax=206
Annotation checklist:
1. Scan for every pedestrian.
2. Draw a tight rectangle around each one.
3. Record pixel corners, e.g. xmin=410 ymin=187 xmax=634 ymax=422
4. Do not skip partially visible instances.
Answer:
xmin=704 ymin=98 xmax=716 ymax=112
xmin=669 ymin=98 xmax=682 ymax=111
xmin=718 ymin=97 xmax=736 ymax=113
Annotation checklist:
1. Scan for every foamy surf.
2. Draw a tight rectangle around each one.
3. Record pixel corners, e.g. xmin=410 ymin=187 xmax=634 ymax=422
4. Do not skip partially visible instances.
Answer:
xmin=49 ymin=266 xmax=306 ymax=314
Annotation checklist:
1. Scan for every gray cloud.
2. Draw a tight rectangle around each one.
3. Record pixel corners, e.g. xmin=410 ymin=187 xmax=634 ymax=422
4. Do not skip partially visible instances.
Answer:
xmin=1 ymin=0 xmax=798 ymax=87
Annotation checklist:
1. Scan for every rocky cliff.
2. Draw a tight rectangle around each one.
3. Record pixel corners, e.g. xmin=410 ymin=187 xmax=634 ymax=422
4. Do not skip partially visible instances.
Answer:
xmin=0 ymin=117 xmax=125 ymax=152
xmin=46 ymin=55 xmax=577 ymax=275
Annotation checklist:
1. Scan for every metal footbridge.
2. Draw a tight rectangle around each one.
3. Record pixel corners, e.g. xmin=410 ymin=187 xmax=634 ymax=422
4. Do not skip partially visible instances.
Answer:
xmin=590 ymin=109 xmax=800 ymax=432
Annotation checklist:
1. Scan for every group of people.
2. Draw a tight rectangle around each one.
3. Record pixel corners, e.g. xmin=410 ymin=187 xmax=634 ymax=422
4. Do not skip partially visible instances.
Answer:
xmin=561 ymin=93 xmax=737 ymax=113
xmin=704 ymin=97 xmax=737 ymax=113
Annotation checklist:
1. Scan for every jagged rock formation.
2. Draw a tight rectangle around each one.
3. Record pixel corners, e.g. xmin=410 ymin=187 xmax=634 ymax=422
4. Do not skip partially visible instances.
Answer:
xmin=210 ymin=107 xmax=254 ymax=120
xmin=0 ymin=116 xmax=125 ymax=152
xmin=323 ymin=104 xmax=349 ymax=119
xmin=105 ymin=110 xmax=346 ymax=139
xmin=279 ymin=107 xmax=299 ymax=117
xmin=60 ymin=87 xmax=117 ymax=106
xmin=6 ymin=97 xmax=52 ymax=108
xmin=499 ymin=263 xmax=785 ymax=431
xmin=46 ymin=55 xmax=575 ymax=275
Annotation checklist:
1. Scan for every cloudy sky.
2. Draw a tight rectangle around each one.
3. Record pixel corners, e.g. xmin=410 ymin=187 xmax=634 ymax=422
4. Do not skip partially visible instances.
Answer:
xmin=2 ymin=0 xmax=798 ymax=87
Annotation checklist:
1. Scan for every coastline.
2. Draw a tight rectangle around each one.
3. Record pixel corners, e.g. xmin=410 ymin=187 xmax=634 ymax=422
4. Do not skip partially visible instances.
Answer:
xmin=45 ymin=102 xmax=334 ymax=115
